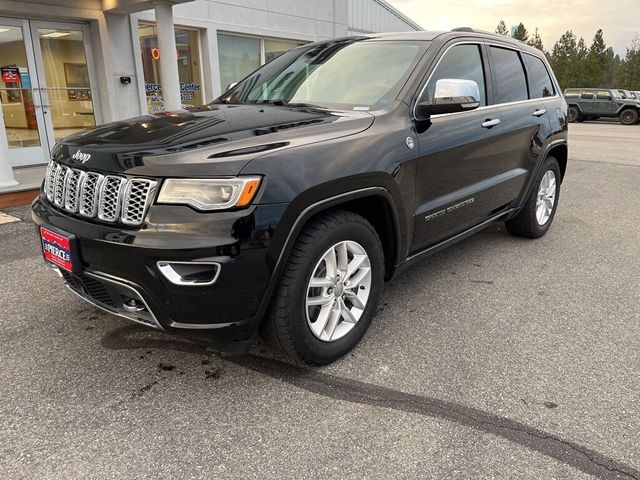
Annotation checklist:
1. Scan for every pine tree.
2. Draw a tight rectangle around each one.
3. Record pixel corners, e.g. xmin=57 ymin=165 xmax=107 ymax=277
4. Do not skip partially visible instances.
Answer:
xmin=549 ymin=31 xmax=589 ymax=89
xmin=584 ymin=29 xmax=608 ymax=87
xmin=619 ymin=36 xmax=640 ymax=90
xmin=601 ymin=48 xmax=620 ymax=88
xmin=527 ymin=28 xmax=544 ymax=51
xmin=495 ymin=20 xmax=509 ymax=36
xmin=512 ymin=23 xmax=529 ymax=42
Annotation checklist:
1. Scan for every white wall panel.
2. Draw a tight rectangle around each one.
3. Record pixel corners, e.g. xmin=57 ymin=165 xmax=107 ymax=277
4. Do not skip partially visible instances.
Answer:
xmin=347 ymin=0 xmax=421 ymax=34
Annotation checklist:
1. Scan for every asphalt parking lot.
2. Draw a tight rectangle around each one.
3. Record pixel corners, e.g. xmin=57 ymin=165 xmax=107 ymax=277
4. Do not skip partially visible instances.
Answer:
xmin=1 ymin=121 xmax=639 ymax=479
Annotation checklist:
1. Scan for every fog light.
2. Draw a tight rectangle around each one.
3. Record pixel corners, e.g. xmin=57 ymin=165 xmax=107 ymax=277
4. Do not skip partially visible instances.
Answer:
xmin=123 ymin=297 xmax=146 ymax=313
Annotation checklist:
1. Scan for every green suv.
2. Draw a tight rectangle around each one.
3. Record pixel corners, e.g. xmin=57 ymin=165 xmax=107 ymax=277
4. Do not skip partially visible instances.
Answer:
xmin=564 ymin=88 xmax=640 ymax=125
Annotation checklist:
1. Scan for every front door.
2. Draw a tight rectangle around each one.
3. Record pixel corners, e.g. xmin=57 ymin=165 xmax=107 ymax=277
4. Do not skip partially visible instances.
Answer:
xmin=0 ymin=19 xmax=98 ymax=167
xmin=412 ymin=43 xmax=510 ymax=252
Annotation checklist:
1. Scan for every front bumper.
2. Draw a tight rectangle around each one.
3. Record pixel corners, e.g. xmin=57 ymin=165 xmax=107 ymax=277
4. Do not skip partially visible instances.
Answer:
xmin=32 ymin=194 xmax=289 ymax=352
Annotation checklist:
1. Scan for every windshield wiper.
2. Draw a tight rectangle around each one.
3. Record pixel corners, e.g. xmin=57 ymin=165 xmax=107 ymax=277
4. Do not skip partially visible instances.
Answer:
xmin=257 ymin=100 xmax=327 ymax=109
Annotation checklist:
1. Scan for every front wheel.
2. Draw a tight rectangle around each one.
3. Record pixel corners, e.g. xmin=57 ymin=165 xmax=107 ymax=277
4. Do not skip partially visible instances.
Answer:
xmin=506 ymin=156 xmax=561 ymax=238
xmin=262 ymin=210 xmax=384 ymax=365
xmin=567 ymin=106 xmax=579 ymax=123
xmin=619 ymin=108 xmax=639 ymax=125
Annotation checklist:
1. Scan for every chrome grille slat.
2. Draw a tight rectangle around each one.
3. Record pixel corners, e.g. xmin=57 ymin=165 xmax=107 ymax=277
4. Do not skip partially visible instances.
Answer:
xmin=53 ymin=165 xmax=69 ymax=207
xmin=79 ymin=172 xmax=103 ymax=218
xmin=44 ymin=161 xmax=57 ymax=201
xmin=98 ymin=176 xmax=126 ymax=222
xmin=64 ymin=169 xmax=85 ymax=213
xmin=44 ymin=160 xmax=155 ymax=226
xmin=121 ymin=178 xmax=157 ymax=226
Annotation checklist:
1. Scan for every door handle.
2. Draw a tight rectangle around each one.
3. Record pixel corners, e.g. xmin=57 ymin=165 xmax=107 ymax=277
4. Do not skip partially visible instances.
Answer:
xmin=533 ymin=108 xmax=547 ymax=117
xmin=481 ymin=118 xmax=500 ymax=128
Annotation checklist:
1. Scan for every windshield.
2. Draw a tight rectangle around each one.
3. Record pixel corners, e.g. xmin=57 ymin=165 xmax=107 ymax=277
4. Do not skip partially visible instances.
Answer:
xmin=611 ymin=90 xmax=623 ymax=99
xmin=216 ymin=39 xmax=427 ymax=111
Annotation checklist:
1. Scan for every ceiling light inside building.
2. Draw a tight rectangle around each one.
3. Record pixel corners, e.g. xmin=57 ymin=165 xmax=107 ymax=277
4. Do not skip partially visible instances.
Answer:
xmin=41 ymin=31 xmax=72 ymax=38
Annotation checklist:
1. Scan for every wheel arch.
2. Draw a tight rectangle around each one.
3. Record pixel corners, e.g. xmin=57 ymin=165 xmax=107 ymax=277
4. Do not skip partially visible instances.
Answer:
xmin=281 ymin=187 xmax=403 ymax=281
xmin=547 ymin=143 xmax=568 ymax=181
xmin=254 ymin=186 xmax=406 ymax=326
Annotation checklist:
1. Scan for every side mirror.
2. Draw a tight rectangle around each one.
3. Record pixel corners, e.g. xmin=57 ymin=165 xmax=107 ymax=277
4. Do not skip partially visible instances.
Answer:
xmin=225 ymin=82 xmax=238 ymax=92
xmin=417 ymin=79 xmax=480 ymax=118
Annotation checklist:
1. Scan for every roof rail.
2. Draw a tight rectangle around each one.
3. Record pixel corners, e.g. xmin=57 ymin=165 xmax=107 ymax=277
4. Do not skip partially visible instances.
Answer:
xmin=451 ymin=27 xmax=475 ymax=32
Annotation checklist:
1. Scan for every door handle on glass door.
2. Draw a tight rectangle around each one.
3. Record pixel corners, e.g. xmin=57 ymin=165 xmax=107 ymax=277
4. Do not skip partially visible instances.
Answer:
xmin=481 ymin=119 xmax=500 ymax=128
xmin=533 ymin=109 xmax=547 ymax=117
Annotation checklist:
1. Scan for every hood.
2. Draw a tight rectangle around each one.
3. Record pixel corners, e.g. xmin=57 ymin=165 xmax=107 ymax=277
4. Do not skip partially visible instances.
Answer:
xmin=53 ymin=104 xmax=374 ymax=177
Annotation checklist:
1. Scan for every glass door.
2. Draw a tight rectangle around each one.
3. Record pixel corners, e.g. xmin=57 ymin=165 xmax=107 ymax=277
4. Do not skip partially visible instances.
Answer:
xmin=0 ymin=17 xmax=49 ymax=166
xmin=0 ymin=19 xmax=99 ymax=167
xmin=30 ymin=21 xmax=98 ymax=150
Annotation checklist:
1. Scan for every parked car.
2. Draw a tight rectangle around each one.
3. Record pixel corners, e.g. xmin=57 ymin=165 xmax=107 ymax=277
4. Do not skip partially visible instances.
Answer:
xmin=619 ymin=89 xmax=639 ymax=100
xmin=564 ymin=88 xmax=640 ymax=125
xmin=33 ymin=29 xmax=568 ymax=364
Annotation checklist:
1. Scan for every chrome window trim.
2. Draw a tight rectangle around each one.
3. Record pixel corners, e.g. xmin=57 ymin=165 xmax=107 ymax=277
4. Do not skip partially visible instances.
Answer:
xmin=412 ymin=40 xmax=561 ymax=121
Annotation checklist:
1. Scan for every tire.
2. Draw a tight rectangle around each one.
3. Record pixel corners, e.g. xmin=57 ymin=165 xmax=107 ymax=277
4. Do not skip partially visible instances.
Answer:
xmin=261 ymin=209 xmax=384 ymax=365
xmin=567 ymin=106 xmax=579 ymax=123
xmin=506 ymin=156 xmax=561 ymax=239
xmin=619 ymin=108 xmax=639 ymax=125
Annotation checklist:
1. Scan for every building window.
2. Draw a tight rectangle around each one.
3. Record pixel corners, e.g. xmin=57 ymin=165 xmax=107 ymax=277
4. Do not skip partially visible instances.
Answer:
xmin=138 ymin=23 xmax=203 ymax=112
xmin=217 ymin=33 xmax=305 ymax=91
xmin=217 ymin=34 xmax=260 ymax=92
xmin=264 ymin=39 xmax=303 ymax=63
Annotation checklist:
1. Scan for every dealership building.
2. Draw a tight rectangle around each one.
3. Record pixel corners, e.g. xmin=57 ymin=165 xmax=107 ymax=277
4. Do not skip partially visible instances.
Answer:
xmin=0 ymin=0 xmax=420 ymax=194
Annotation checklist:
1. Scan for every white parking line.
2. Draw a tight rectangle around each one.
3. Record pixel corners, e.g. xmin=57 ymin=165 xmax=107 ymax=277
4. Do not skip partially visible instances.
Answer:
xmin=0 ymin=212 xmax=20 ymax=224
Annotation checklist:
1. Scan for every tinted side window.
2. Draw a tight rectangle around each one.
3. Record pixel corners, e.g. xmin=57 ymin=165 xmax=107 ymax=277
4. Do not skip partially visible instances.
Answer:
xmin=523 ymin=54 xmax=554 ymax=98
xmin=424 ymin=44 xmax=486 ymax=106
xmin=581 ymin=92 xmax=594 ymax=99
xmin=597 ymin=90 xmax=611 ymax=100
xmin=565 ymin=90 xmax=580 ymax=98
xmin=490 ymin=47 xmax=528 ymax=103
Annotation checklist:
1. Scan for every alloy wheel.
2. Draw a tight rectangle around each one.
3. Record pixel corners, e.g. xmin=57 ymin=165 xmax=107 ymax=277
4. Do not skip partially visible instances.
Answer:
xmin=305 ymin=240 xmax=372 ymax=342
xmin=536 ymin=170 xmax=557 ymax=225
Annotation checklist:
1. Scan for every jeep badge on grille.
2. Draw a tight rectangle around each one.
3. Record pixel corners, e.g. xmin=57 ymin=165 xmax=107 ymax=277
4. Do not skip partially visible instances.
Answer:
xmin=72 ymin=150 xmax=91 ymax=164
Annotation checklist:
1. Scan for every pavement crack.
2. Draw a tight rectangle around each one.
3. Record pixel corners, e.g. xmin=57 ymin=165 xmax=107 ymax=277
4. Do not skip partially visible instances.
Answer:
xmin=231 ymin=354 xmax=640 ymax=480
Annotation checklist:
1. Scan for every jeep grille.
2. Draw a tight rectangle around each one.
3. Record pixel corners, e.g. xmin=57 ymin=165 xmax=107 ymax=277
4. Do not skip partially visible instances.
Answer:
xmin=43 ymin=161 xmax=157 ymax=226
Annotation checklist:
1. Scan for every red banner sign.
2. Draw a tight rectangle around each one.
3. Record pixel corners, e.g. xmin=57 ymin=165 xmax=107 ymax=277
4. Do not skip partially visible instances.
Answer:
xmin=1 ymin=67 xmax=20 ymax=84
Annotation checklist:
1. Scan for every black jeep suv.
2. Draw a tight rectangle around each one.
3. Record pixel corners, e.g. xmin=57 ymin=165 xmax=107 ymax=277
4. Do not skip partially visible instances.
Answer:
xmin=32 ymin=29 xmax=568 ymax=364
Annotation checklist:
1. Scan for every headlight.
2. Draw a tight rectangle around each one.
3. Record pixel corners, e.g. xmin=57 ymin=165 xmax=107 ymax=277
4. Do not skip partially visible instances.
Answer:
xmin=157 ymin=177 xmax=261 ymax=211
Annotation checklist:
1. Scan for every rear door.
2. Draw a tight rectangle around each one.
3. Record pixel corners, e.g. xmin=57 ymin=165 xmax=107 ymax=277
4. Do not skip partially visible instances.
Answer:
xmin=484 ymin=46 xmax=552 ymax=213
xmin=595 ymin=90 xmax=616 ymax=115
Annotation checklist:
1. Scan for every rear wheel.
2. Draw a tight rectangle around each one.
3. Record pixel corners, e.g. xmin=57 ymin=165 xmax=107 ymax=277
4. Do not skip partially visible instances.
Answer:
xmin=262 ymin=210 xmax=384 ymax=365
xmin=506 ymin=156 xmax=561 ymax=239
xmin=567 ymin=106 xmax=579 ymax=123
xmin=620 ymin=108 xmax=639 ymax=125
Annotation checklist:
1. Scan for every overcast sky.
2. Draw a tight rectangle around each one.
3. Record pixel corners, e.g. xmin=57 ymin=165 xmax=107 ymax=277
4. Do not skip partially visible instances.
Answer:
xmin=387 ymin=0 xmax=639 ymax=55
